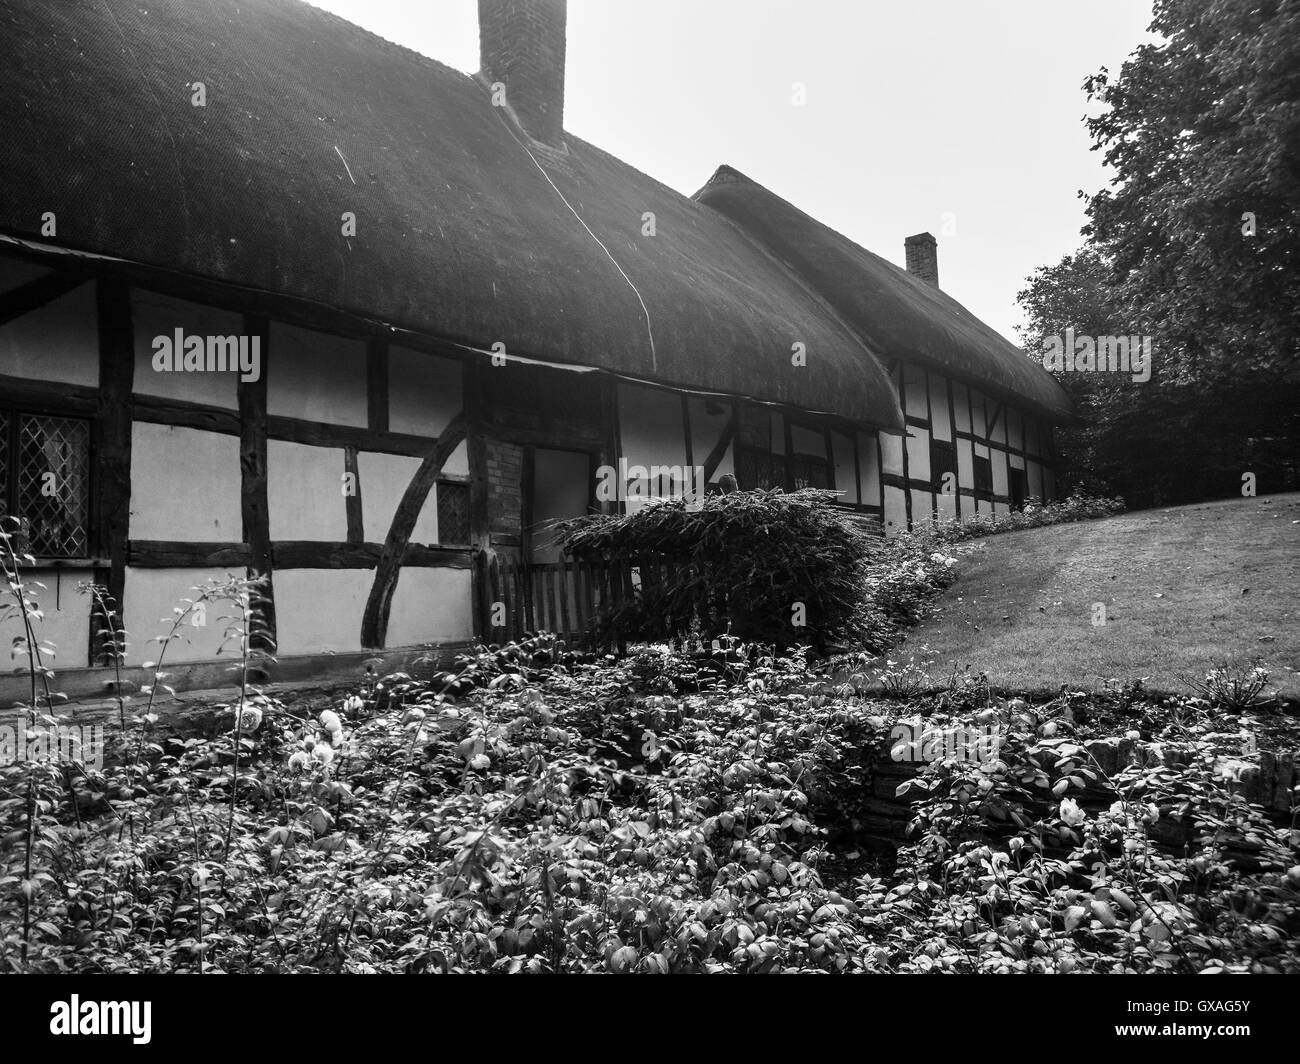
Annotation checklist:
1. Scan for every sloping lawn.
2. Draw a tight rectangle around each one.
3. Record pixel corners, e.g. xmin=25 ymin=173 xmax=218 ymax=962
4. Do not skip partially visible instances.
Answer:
xmin=903 ymin=493 xmax=1300 ymax=699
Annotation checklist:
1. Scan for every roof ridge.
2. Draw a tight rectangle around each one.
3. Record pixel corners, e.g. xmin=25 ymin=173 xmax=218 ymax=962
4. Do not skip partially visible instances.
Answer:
xmin=697 ymin=163 xmax=1042 ymax=355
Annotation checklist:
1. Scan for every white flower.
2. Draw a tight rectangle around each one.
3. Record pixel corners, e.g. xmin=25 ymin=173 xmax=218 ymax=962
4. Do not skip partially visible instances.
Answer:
xmin=343 ymin=695 xmax=364 ymax=715
xmin=287 ymin=750 xmax=310 ymax=771
xmin=313 ymin=743 xmax=335 ymax=766
xmin=319 ymin=709 xmax=343 ymax=735
xmin=236 ymin=702 xmax=263 ymax=732
xmin=1059 ymin=798 xmax=1086 ymax=827
xmin=1216 ymin=759 xmax=1250 ymax=781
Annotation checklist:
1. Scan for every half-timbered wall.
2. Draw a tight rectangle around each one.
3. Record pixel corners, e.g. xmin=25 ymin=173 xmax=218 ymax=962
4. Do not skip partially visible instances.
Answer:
xmin=0 ymin=253 xmax=476 ymax=674
xmin=889 ymin=361 xmax=1056 ymax=528
xmin=0 ymin=246 xmax=1061 ymax=682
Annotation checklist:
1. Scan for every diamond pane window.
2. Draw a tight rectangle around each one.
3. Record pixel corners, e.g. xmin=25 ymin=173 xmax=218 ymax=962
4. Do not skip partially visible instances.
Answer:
xmin=15 ymin=413 xmax=91 ymax=557
xmin=789 ymin=454 xmax=829 ymax=490
xmin=437 ymin=479 xmax=470 ymax=545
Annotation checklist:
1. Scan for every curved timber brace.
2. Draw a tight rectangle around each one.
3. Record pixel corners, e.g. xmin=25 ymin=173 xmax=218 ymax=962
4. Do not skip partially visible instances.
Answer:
xmin=360 ymin=412 xmax=469 ymax=649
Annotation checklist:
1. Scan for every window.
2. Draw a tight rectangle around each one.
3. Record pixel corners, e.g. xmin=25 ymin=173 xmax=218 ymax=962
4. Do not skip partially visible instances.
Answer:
xmin=436 ymin=479 xmax=470 ymax=545
xmin=0 ymin=411 xmax=91 ymax=558
xmin=735 ymin=445 xmax=785 ymax=491
xmin=930 ymin=439 xmax=957 ymax=489
xmin=788 ymin=453 xmax=829 ymax=490
xmin=1009 ymin=467 xmax=1028 ymax=510
xmin=736 ymin=444 xmax=830 ymax=492
xmin=973 ymin=454 xmax=993 ymax=495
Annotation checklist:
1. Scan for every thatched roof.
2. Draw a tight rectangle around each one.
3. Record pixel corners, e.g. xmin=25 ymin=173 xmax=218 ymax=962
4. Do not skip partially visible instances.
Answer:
xmin=694 ymin=167 xmax=1077 ymax=423
xmin=0 ymin=0 xmax=905 ymax=430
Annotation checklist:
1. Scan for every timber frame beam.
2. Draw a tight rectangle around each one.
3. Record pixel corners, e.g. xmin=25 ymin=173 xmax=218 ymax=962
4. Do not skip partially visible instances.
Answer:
xmin=91 ymin=279 xmax=135 ymax=665
xmin=360 ymin=411 xmax=469 ymax=649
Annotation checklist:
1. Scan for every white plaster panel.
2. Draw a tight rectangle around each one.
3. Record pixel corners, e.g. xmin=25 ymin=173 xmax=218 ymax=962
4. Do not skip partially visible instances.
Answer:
xmin=856 ymin=432 xmax=880 ymax=507
xmin=268 ymin=440 xmax=349 ymax=541
xmin=936 ymin=490 xmax=957 ymax=523
xmin=268 ymin=322 xmax=367 ymax=427
xmin=957 ymin=437 xmax=974 ymax=490
xmin=618 ymin=383 xmax=687 ymax=469
xmin=0 ymin=282 xmax=98 ymax=386
xmin=687 ymin=397 xmax=734 ymax=480
xmin=880 ymin=432 xmax=904 ymax=477
xmin=389 ymin=345 xmax=463 ymax=441
xmin=123 ymin=568 xmax=244 ymax=665
xmin=905 ymin=429 xmax=931 ymax=483
xmin=386 ymin=568 xmax=474 ymax=647
xmin=952 ymin=383 xmax=971 ymax=434
xmin=830 ymin=431 xmax=856 ymax=503
xmin=928 ymin=375 xmax=952 ymax=441
xmin=910 ymin=490 xmax=932 ymax=527
xmin=902 ymin=363 xmax=928 ymax=417
xmin=129 ymin=423 xmax=242 ymax=540
xmin=991 ymin=448 xmax=1009 ymax=497
xmin=273 ymin=569 xmax=371 ymax=655
xmin=1028 ymin=461 xmax=1044 ymax=501
xmin=131 ymin=290 xmax=243 ymax=409
xmin=358 ymin=451 xmax=439 ymax=545
xmin=988 ymin=401 xmax=1008 ymax=445
xmin=0 ymin=567 xmax=93 ymax=670
xmin=883 ymin=485 xmax=907 ymax=535
xmin=1007 ymin=407 xmax=1023 ymax=452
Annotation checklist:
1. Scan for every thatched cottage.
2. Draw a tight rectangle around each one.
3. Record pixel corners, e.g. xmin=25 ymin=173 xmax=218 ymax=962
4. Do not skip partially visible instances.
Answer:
xmin=0 ymin=0 xmax=1073 ymax=692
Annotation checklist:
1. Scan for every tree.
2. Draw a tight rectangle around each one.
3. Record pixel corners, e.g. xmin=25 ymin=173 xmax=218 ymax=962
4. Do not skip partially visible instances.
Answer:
xmin=1017 ymin=0 xmax=1300 ymax=507
xmin=1084 ymin=0 xmax=1300 ymax=385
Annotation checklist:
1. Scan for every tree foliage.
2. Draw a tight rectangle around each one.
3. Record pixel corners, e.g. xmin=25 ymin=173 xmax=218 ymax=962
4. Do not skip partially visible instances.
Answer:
xmin=1019 ymin=0 xmax=1300 ymax=506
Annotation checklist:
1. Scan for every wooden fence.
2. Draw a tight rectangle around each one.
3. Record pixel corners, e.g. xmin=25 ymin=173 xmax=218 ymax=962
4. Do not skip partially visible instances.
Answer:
xmin=471 ymin=551 xmax=688 ymax=650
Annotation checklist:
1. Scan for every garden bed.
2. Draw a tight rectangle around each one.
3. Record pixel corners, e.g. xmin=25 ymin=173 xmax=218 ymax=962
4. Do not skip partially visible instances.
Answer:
xmin=4 ymin=638 xmax=1296 ymax=974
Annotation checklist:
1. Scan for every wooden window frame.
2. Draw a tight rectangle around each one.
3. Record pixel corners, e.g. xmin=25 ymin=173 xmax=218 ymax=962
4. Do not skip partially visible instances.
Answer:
xmin=0 ymin=400 xmax=96 ymax=562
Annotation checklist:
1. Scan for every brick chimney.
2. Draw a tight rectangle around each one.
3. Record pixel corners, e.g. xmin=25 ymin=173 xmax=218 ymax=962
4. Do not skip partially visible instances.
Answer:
xmin=904 ymin=232 xmax=939 ymax=288
xmin=478 ymin=0 xmax=567 ymax=148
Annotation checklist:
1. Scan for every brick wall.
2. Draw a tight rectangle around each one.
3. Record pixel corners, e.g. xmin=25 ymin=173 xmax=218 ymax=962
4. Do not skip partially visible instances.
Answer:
xmin=485 ymin=438 xmax=524 ymax=551
xmin=478 ymin=0 xmax=567 ymax=146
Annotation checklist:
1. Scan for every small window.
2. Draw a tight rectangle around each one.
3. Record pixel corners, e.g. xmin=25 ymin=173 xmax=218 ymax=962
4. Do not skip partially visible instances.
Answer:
xmin=1 ymin=411 xmax=92 ymax=558
xmin=930 ymin=439 xmax=957 ymax=485
xmin=436 ymin=479 xmax=470 ymax=545
xmin=973 ymin=454 xmax=993 ymax=495
xmin=1009 ymin=467 xmax=1028 ymax=510
xmin=736 ymin=445 xmax=785 ymax=491
xmin=788 ymin=453 xmax=829 ymax=490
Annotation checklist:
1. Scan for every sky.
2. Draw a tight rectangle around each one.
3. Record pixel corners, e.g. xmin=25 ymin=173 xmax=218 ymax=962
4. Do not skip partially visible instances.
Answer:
xmin=309 ymin=0 xmax=1155 ymax=344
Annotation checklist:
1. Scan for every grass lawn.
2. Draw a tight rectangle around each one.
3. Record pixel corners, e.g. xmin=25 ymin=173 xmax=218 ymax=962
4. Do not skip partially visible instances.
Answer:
xmin=902 ymin=493 xmax=1300 ymax=699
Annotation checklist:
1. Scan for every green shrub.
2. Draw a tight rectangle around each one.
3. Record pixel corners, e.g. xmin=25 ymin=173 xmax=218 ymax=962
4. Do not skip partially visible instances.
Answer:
xmin=920 ymin=491 xmax=1126 ymax=546
xmin=554 ymin=489 xmax=881 ymax=652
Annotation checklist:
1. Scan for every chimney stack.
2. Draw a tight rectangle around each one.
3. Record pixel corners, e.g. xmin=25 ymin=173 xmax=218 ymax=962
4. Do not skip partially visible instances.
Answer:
xmin=904 ymin=232 xmax=939 ymax=288
xmin=478 ymin=0 xmax=567 ymax=148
